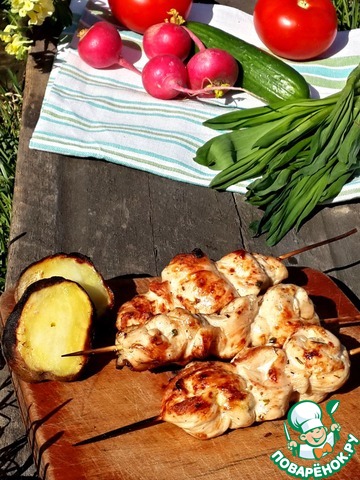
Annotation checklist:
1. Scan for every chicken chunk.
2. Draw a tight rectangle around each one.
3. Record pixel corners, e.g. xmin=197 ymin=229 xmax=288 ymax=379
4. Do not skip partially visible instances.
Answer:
xmin=283 ymin=325 xmax=351 ymax=403
xmin=116 ymin=294 xmax=258 ymax=370
xmin=252 ymin=253 xmax=289 ymax=286
xmin=232 ymin=346 xmax=293 ymax=422
xmin=161 ymin=249 xmax=237 ymax=314
xmin=251 ymin=284 xmax=320 ymax=347
xmin=115 ymin=308 xmax=216 ymax=371
xmin=161 ymin=361 xmax=256 ymax=439
xmin=205 ymin=295 xmax=259 ymax=359
xmin=216 ymin=250 xmax=288 ymax=297
xmin=117 ymin=249 xmax=288 ymax=332
xmin=116 ymin=280 xmax=174 ymax=331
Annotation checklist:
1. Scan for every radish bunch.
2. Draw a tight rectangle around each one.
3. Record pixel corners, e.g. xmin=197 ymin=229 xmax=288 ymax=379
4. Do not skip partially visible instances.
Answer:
xmin=142 ymin=21 xmax=240 ymax=99
xmin=77 ymin=20 xmax=241 ymax=101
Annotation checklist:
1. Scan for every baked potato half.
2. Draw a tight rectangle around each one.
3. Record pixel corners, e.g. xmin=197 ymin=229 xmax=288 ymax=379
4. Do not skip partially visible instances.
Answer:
xmin=2 ymin=277 xmax=94 ymax=382
xmin=15 ymin=252 xmax=114 ymax=317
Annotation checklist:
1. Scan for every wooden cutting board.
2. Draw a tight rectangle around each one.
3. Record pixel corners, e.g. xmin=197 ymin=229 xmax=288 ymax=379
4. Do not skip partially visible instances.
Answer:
xmin=1 ymin=267 xmax=359 ymax=480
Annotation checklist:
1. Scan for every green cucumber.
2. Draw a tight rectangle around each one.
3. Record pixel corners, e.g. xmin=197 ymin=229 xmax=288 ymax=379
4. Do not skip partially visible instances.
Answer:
xmin=186 ymin=21 xmax=310 ymax=103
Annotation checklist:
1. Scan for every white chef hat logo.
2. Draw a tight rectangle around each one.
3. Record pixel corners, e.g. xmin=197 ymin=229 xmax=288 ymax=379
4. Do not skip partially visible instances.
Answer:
xmin=288 ymin=400 xmax=324 ymax=434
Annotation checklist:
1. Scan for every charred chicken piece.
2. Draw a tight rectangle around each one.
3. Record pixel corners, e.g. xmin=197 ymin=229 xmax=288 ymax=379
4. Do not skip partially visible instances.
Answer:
xmin=116 ymin=248 xmax=288 ymax=331
xmin=161 ymin=327 xmax=350 ymax=439
xmin=117 ymin=295 xmax=259 ymax=370
xmin=283 ymin=324 xmax=351 ymax=403
xmin=251 ymin=284 xmax=320 ymax=347
xmin=205 ymin=295 xmax=259 ymax=359
xmin=216 ymin=250 xmax=288 ymax=297
xmin=232 ymin=346 xmax=292 ymax=422
xmin=116 ymin=280 xmax=174 ymax=331
xmin=161 ymin=249 xmax=237 ymax=315
xmin=161 ymin=361 xmax=256 ymax=439
xmin=115 ymin=308 xmax=217 ymax=371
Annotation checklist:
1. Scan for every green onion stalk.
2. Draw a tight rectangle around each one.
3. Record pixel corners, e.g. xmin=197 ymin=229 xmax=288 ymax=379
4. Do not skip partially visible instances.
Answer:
xmin=194 ymin=63 xmax=360 ymax=246
xmin=333 ymin=0 xmax=360 ymax=30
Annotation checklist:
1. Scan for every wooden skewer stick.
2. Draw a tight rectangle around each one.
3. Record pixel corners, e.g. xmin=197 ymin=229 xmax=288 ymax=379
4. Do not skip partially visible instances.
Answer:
xmin=321 ymin=314 xmax=360 ymax=326
xmin=62 ymin=314 xmax=360 ymax=357
xmin=278 ymin=228 xmax=357 ymax=260
xmin=62 ymin=345 xmax=119 ymax=357
xmin=349 ymin=346 xmax=360 ymax=356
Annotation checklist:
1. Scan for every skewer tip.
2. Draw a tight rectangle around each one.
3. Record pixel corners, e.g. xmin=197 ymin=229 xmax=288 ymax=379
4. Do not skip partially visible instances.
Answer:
xmin=279 ymin=228 xmax=357 ymax=261
xmin=322 ymin=314 xmax=360 ymax=326
xmin=349 ymin=346 xmax=360 ymax=356
xmin=62 ymin=345 xmax=118 ymax=357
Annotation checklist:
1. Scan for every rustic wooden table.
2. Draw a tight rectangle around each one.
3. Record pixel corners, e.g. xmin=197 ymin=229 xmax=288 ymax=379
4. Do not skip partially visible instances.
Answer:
xmin=1 ymin=1 xmax=360 ymax=478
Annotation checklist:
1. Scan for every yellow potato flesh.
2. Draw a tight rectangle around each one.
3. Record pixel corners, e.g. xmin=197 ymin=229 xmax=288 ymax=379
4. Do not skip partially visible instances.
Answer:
xmin=16 ymin=282 xmax=92 ymax=379
xmin=16 ymin=255 xmax=113 ymax=316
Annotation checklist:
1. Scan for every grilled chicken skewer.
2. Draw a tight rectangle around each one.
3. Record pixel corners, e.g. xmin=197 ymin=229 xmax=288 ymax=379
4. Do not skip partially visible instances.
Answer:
xmin=70 ymin=231 xmax=358 ymax=444
xmin=117 ymin=227 xmax=357 ymax=331
xmin=157 ymin=324 xmax=351 ymax=440
xmin=112 ymin=248 xmax=291 ymax=370
xmin=64 ymin=285 xmax=358 ymax=372
xmin=93 ymin=283 xmax=318 ymax=371
xmin=104 ymin=284 xmax=356 ymax=372
xmin=74 ymin=325 xmax=354 ymax=445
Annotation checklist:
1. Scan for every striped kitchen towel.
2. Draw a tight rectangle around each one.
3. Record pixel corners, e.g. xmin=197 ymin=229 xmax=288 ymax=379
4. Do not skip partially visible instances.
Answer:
xmin=30 ymin=0 xmax=360 ymax=200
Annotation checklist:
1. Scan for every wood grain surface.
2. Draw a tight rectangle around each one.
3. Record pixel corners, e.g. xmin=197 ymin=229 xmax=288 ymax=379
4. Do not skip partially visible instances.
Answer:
xmin=1 ymin=268 xmax=359 ymax=480
xmin=1 ymin=0 xmax=360 ymax=477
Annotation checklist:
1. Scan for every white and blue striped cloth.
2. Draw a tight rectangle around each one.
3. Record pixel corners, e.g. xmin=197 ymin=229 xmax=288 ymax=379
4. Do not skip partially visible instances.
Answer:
xmin=30 ymin=0 xmax=360 ymax=199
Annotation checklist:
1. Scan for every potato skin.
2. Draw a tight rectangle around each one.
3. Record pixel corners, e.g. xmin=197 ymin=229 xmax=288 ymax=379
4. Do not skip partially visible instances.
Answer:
xmin=2 ymin=276 xmax=94 ymax=382
xmin=15 ymin=252 xmax=114 ymax=317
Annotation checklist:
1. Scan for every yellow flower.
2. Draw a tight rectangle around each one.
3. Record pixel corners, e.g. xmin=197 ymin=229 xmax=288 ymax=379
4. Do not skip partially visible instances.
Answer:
xmin=1 ymin=0 xmax=70 ymax=59
xmin=10 ymin=0 xmax=55 ymax=26
xmin=0 ymin=24 xmax=18 ymax=43
xmin=0 ymin=27 xmax=32 ymax=60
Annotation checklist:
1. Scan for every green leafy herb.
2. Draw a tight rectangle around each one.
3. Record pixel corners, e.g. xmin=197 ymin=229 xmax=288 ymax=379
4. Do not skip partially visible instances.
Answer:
xmin=333 ymin=0 xmax=360 ymax=30
xmin=195 ymin=64 xmax=360 ymax=246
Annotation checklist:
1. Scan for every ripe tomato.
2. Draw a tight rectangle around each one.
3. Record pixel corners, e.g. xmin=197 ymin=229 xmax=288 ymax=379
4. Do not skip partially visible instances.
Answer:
xmin=108 ymin=0 xmax=193 ymax=34
xmin=253 ymin=0 xmax=338 ymax=61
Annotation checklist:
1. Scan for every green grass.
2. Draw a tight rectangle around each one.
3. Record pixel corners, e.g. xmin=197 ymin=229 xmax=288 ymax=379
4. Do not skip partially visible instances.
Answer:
xmin=0 ymin=69 xmax=22 ymax=292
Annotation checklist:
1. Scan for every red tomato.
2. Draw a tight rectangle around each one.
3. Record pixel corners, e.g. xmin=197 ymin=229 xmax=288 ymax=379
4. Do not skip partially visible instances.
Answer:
xmin=108 ymin=0 xmax=193 ymax=34
xmin=253 ymin=0 xmax=338 ymax=61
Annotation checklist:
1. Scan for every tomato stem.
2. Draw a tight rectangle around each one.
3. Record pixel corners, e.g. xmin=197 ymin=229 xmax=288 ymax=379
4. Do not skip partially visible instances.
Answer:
xmin=297 ymin=0 xmax=310 ymax=9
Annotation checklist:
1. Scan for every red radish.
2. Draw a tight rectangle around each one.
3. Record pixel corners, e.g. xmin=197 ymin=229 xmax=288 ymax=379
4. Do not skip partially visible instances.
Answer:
xmin=143 ymin=23 xmax=192 ymax=60
xmin=186 ymin=48 xmax=239 ymax=97
xmin=77 ymin=21 xmax=140 ymax=75
xmin=141 ymin=54 xmax=243 ymax=100
xmin=141 ymin=54 xmax=189 ymax=100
